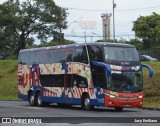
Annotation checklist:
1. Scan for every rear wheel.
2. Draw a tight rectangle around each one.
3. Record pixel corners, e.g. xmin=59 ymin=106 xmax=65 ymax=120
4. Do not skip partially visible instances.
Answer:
xmin=82 ymin=94 xmax=94 ymax=111
xmin=115 ymin=107 xmax=123 ymax=111
xmin=36 ymin=93 xmax=43 ymax=107
xmin=36 ymin=93 xmax=49 ymax=107
xmin=29 ymin=92 xmax=36 ymax=106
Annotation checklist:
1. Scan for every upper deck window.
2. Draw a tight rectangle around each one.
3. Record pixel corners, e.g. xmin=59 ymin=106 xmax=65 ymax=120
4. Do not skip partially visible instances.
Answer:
xmin=104 ymin=46 xmax=140 ymax=65
xmin=18 ymin=52 xmax=30 ymax=64
xmin=87 ymin=45 xmax=103 ymax=62
xmin=73 ymin=46 xmax=88 ymax=64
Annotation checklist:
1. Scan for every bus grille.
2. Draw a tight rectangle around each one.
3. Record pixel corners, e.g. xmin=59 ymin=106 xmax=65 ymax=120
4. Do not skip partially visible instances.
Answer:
xmin=116 ymin=97 xmax=138 ymax=101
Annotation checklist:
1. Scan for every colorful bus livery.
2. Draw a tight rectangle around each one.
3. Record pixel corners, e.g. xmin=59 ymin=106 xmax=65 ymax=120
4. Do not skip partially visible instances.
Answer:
xmin=18 ymin=43 xmax=153 ymax=111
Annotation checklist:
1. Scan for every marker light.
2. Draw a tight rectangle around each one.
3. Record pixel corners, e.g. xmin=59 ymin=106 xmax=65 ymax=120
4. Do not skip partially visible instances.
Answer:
xmin=138 ymin=95 xmax=143 ymax=99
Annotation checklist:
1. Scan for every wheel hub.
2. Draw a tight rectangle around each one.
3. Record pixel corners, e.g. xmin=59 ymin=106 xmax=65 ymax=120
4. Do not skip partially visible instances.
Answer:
xmin=84 ymin=98 xmax=90 ymax=108
xmin=30 ymin=95 xmax=34 ymax=104
xmin=38 ymin=96 xmax=41 ymax=105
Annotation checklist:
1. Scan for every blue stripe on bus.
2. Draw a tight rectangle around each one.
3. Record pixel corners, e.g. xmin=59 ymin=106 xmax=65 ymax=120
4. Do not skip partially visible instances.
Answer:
xmin=18 ymin=94 xmax=28 ymax=101
xmin=18 ymin=85 xmax=106 ymax=107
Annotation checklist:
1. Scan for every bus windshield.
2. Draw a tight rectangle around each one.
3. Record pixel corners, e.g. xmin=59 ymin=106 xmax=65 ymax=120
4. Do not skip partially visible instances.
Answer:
xmin=104 ymin=47 xmax=140 ymax=65
xmin=108 ymin=71 xmax=142 ymax=93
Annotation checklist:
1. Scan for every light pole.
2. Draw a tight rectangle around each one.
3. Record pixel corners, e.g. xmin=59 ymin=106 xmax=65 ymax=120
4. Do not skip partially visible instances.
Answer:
xmin=84 ymin=28 xmax=86 ymax=43
xmin=113 ymin=0 xmax=116 ymax=42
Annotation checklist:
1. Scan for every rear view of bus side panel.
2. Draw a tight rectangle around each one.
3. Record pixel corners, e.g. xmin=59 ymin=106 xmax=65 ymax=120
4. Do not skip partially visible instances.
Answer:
xmin=18 ymin=51 xmax=32 ymax=101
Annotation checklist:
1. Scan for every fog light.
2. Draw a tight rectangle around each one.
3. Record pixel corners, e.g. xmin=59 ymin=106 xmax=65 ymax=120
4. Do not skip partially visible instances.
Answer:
xmin=108 ymin=101 xmax=113 ymax=104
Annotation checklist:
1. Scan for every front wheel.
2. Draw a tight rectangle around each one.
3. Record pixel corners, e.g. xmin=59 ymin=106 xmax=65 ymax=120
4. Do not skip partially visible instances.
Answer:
xmin=82 ymin=94 xmax=94 ymax=111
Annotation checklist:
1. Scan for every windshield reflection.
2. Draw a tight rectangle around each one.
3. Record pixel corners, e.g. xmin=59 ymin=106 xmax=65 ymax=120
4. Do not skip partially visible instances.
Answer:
xmin=108 ymin=71 xmax=142 ymax=93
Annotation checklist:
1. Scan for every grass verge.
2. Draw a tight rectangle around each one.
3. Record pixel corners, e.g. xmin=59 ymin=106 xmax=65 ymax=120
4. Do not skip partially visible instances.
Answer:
xmin=0 ymin=60 xmax=18 ymax=100
xmin=143 ymin=96 xmax=160 ymax=109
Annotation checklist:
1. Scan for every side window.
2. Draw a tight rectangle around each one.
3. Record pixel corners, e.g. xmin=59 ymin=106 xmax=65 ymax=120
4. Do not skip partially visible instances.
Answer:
xmin=30 ymin=51 xmax=39 ymax=64
xmin=40 ymin=74 xmax=64 ymax=87
xmin=50 ymin=51 xmax=61 ymax=63
xmin=38 ymin=51 xmax=50 ymax=64
xmin=38 ymin=49 xmax=67 ymax=64
xmin=18 ymin=53 xmax=23 ymax=64
xmin=74 ymin=46 xmax=88 ymax=64
xmin=66 ymin=74 xmax=73 ymax=87
xmin=60 ymin=50 xmax=66 ymax=63
xmin=67 ymin=49 xmax=73 ymax=62
xmin=87 ymin=45 xmax=103 ymax=61
xmin=18 ymin=51 xmax=30 ymax=64
xmin=73 ymin=75 xmax=88 ymax=88
xmin=58 ymin=75 xmax=64 ymax=87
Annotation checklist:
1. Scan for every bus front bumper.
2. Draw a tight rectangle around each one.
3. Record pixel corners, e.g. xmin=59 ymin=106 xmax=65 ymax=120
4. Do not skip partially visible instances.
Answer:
xmin=105 ymin=96 xmax=143 ymax=108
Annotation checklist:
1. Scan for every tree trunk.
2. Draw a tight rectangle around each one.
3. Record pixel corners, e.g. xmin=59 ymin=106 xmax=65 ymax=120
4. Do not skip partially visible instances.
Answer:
xmin=17 ymin=33 xmax=26 ymax=55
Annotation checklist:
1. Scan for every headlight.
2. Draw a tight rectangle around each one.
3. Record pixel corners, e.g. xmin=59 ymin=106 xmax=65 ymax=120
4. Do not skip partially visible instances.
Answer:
xmin=138 ymin=95 xmax=143 ymax=98
xmin=110 ymin=95 xmax=116 ymax=98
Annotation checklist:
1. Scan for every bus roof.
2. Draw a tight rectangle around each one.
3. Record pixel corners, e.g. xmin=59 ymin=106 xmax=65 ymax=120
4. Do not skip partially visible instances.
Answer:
xmin=86 ymin=42 xmax=135 ymax=48
xmin=19 ymin=42 xmax=135 ymax=53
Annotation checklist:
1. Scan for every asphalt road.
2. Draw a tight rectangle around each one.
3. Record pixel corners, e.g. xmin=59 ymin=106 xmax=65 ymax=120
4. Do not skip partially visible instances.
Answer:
xmin=0 ymin=100 xmax=159 ymax=126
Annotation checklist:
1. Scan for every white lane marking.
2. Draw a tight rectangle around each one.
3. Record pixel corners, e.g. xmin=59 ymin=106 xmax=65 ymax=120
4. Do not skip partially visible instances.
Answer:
xmin=16 ymin=106 xmax=43 ymax=109
xmin=27 ymin=107 xmax=43 ymax=109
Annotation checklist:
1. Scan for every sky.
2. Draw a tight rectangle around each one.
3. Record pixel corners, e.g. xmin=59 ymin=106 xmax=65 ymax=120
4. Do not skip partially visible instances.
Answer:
xmin=1 ymin=0 xmax=160 ymax=43
xmin=54 ymin=0 xmax=160 ymax=43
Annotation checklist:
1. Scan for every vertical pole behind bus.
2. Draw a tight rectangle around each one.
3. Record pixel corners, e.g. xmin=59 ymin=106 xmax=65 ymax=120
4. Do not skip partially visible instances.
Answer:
xmin=84 ymin=28 xmax=90 ymax=66
xmin=84 ymin=43 xmax=90 ymax=67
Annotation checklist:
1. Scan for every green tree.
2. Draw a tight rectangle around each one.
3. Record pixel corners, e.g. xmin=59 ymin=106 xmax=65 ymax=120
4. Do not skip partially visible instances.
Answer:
xmin=132 ymin=12 xmax=160 ymax=49
xmin=129 ymin=38 xmax=143 ymax=51
xmin=0 ymin=0 xmax=67 ymax=55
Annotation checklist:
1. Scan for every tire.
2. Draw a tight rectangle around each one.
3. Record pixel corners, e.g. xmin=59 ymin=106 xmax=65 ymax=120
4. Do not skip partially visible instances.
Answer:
xmin=82 ymin=94 xmax=94 ymax=111
xmin=29 ymin=92 xmax=36 ymax=106
xmin=36 ymin=93 xmax=49 ymax=107
xmin=36 ymin=93 xmax=43 ymax=107
xmin=115 ymin=107 xmax=123 ymax=111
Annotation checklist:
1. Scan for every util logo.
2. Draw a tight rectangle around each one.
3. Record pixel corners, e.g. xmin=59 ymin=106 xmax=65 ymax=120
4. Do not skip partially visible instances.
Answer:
xmin=78 ymin=20 xmax=97 ymax=27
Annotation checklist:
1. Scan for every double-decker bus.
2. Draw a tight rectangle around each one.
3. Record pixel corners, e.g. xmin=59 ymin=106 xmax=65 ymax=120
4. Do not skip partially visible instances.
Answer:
xmin=18 ymin=42 xmax=153 ymax=111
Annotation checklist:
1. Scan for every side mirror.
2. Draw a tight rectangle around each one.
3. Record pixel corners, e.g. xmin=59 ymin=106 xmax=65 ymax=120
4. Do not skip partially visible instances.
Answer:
xmin=91 ymin=61 xmax=111 ymax=76
xmin=141 ymin=64 xmax=153 ymax=78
